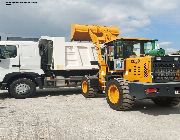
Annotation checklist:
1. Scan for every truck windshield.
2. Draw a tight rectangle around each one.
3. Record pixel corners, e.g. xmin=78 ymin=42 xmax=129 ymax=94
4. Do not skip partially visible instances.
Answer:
xmin=0 ymin=45 xmax=17 ymax=59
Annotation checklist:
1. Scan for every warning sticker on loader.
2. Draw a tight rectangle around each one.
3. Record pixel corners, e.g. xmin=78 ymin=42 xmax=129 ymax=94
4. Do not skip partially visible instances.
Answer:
xmin=175 ymin=90 xmax=180 ymax=95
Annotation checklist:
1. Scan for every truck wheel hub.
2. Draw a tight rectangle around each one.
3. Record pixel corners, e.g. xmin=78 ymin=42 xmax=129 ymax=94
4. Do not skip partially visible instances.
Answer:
xmin=15 ymin=83 xmax=30 ymax=95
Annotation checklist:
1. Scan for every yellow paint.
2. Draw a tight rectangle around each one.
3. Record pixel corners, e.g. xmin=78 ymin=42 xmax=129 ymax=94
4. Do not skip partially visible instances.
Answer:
xmin=108 ymin=84 xmax=120 ymax=104
xmin=82 ymin=81 xmax=88 ymax=93
xmin=71 ymin=24 xmax=120 ymax=89
xmin=123 ymin=56 xmax=152 ymax=83
xmin=71 ymin=24 xmax=119 ymax=42
xmin=71 ymin=24 xmax=154 ymax=93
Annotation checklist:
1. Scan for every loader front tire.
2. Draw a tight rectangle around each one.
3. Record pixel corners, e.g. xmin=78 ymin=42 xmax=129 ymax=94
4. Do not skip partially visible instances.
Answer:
xmin=106 ymin=79 xmax=135 ymax=111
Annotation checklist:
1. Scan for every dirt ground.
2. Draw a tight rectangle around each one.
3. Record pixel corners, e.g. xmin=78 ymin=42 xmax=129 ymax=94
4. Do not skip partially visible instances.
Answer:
xmin=0 ymin=88 xmax=180 ymax=140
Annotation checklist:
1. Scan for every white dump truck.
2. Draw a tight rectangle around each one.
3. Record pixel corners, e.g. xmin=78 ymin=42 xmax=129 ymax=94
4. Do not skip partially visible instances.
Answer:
xmin=0 ymin=37 xmax=98 ymax=98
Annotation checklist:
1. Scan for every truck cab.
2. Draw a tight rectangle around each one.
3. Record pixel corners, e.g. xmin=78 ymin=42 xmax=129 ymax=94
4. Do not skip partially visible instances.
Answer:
xmin=0 ymin=37 xmax=98 ymax=99
xmin=0 ymin=40 xmax=44 ymax=98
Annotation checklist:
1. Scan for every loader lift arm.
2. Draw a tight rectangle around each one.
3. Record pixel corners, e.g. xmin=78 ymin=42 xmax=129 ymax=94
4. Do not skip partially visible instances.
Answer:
xmin=71 ymin=24 xmax=120 ymax=87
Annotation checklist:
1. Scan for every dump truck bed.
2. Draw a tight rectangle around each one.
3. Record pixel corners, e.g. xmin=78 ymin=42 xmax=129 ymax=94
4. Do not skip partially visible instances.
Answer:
xmin=39 ymin=36 xmax=98 ymax=71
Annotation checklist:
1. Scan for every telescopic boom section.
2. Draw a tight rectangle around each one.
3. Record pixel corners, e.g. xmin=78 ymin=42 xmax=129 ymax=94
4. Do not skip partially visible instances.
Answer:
xmin=71 ymin=24 xmax=120 ymax=64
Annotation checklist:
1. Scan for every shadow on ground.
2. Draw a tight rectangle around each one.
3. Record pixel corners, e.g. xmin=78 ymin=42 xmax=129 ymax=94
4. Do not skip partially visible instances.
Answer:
xmin=0 ymin=88 xmax=81 ymax=99
xmin=132 ymin=99 xmax=180 ymax=116
xmin=0 ymin=88 xmax=106 ymax=99
xmin=0 ymin=90 xmax=179 ymax=116
xmin=99 ymin=98 xmax=180 ymax=116
xmin=0 ymin=91 xmax=9 ymax=99
xmin=34 ymin=88 xmax=81 ymax=98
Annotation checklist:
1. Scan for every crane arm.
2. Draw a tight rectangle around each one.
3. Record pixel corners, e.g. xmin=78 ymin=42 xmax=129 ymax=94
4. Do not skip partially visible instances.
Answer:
xmin=71 ymin=24 xmax=120 ymax=64
xmin=71 ymin=24 xmax=120 ymax=87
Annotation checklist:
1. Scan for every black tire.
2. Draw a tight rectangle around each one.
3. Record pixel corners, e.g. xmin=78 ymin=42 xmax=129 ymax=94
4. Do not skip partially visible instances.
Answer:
xmin=152 ymin=97 xmax=180 ymax=107
xmin=9 ymin=78 xmax=36 ymax=99
xmin=106 ymin=79 xmax=135 ymax=111
xmin=81 ymin=77 xmax=96 ymax=98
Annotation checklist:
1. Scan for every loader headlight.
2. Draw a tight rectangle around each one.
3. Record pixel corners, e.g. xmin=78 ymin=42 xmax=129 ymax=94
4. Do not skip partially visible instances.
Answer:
xmin=156 ymin=57 xmax=161 ymax=61
xmin=174 ymin=57 xmax=179 ymax=61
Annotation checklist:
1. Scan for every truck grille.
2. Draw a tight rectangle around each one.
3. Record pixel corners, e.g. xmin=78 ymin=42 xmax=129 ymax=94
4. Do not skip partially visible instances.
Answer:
xmin=152 ymin=56 xmax=180 ymax=82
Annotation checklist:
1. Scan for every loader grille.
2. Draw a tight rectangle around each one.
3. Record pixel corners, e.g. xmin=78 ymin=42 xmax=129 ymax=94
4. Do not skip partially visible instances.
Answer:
xmin=133 ymin=66 xmax=141 ymax=76
xmin=144 ymin=63 xmax=148 ymax=77
xmin=152 ymin=56 xmax=180 ymax=82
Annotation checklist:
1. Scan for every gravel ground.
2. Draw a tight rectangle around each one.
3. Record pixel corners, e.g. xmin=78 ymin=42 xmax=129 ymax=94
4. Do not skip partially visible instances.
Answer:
xmin=0 ymin=88 xmax=179 ymax=140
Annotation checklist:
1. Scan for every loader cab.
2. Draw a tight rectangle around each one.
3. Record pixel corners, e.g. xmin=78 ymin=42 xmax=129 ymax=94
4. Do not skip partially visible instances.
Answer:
xmin=104 ymin=38 xmax=158 ymax=71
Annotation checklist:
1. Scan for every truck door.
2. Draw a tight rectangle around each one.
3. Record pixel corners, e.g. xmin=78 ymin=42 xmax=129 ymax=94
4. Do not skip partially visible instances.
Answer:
xmin=0 ymin=45 xmax=20 ymax=82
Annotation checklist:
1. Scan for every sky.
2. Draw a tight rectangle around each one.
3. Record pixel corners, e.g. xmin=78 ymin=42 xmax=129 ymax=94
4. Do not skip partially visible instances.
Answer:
xmin=0 ymin=0 xmax=180 ymax=53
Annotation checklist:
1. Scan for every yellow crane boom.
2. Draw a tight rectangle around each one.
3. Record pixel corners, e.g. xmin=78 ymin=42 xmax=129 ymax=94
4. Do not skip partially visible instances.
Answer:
xmin=71 ymin=24 xmax=120 ymax=61
xmin=71 ymin=24 xmax=119 ymax=41
xmin=71 ymin=24 xmax=120 ymax=87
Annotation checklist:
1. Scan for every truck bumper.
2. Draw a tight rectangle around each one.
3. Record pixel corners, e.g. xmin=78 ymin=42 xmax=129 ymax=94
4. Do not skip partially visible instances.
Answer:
xmin=0 ymin=82 xmax=7 ymax=90
xmin=129 ymin=82 xmax=180 ymax=99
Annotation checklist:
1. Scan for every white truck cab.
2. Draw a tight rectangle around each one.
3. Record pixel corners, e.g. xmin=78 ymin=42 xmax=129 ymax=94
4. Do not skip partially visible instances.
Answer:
xmin=0 ymin=37 xmax=98 ymax=99
xmin=0 ymin=41 xmax=44 ymax=81
xmin=0 ymin=40 xmax=44 ymax=98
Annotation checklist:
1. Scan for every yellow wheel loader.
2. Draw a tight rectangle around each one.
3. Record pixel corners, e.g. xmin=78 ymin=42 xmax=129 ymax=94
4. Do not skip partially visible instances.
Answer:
xmin=71 ymin=24 xmax=180 ymax=111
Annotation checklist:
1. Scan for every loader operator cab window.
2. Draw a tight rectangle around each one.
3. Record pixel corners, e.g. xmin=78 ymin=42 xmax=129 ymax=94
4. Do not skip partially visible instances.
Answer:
xmin=105 ymin=39 xmax=155 ymax=70
xmin=123 ymin=41 xmax=141 ymax=58
xmin=106 ymin=39 xmax=147 ymax=59
xmin=114 ymin=41 xmax=123 ymax=59
xmin=107 ymin=45 xmax=115 ymax=70
xmin=105 ymin=41 xmax=124 ymax=70
xmin=0 ymin=45 xmax=17 ymax=59
xmin=144 ymin=40 xmax=158 ymax=54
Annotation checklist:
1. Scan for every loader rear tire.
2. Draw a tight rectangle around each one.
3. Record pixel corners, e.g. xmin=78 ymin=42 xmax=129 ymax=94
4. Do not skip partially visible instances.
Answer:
xmin=106 ymin=79 xmax=135 ymax=111
xmin=81 ymin=77 xmax=95 ymax=98
xmin=152 ymin=97 xmax=180 ymax=107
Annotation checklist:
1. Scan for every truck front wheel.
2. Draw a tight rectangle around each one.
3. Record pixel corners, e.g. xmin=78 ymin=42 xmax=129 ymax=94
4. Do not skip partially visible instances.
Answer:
xmin=9 ymin=78 xmax=36 ymax=99
xmin=152 ymin=97 xmax=180 ymax=107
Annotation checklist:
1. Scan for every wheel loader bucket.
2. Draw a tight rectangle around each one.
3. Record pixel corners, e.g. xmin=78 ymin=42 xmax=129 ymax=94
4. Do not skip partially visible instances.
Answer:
xmin=71 ymin=24 xmax=120 ymax=41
